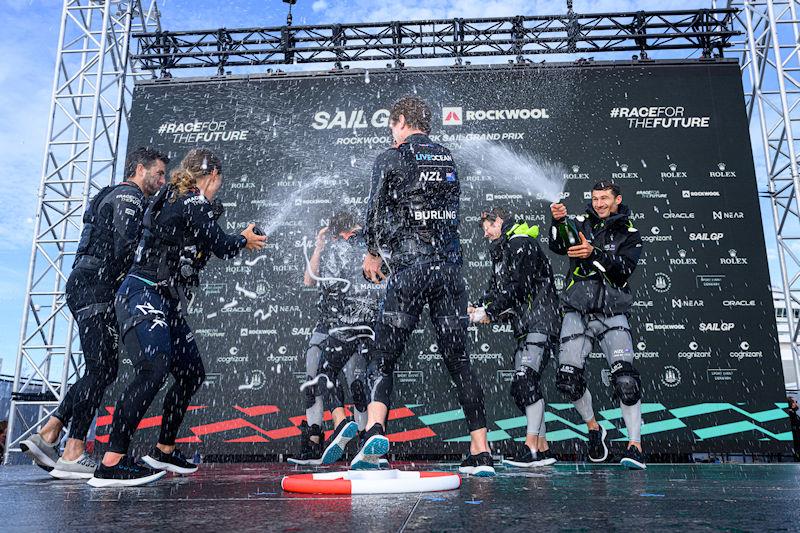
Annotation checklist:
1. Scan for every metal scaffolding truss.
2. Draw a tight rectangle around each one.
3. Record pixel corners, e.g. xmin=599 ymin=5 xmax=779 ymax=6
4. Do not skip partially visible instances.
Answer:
xmin=4 ymin=0 xmax=161 ymax=462
xmin=132 ymin=8 xmax=739 ymax=74
xmin=730 ymin=0 xmax=800 ymax=389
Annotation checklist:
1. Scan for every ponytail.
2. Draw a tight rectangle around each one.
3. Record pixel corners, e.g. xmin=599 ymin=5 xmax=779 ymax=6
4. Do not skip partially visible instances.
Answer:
xmin=169 ymin=148 xmax=222 ymax=198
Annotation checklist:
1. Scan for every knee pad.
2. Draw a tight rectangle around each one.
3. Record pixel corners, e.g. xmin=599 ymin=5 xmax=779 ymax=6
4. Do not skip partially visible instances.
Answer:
xmin=556 ymin=364 xmax=586 ymax=402
xmin=326 ymin=377 xmax=346 ymax=411
xmin=366 ymin=354 xmax=393 ymax=406
xmin=350 ymin=379 xmax=368 ymax=412
xmin=610 ymin=361 xmax=641 ymax=406
xmin=303 ymin=375 xmax=318 ymax=409
xmin=510 ymin=366 xmax=543 ymax=413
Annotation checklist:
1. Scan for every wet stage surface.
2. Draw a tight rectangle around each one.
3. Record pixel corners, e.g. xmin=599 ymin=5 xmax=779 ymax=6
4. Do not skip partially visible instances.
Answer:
xmin=2 ymin=462 xmax=799 ymax=532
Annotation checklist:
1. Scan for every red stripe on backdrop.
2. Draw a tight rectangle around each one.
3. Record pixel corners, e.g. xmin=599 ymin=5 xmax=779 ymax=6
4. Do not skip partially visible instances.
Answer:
xmin=264 ymin=426 xmax=302 ymax=440
xmin=234 ymin=405 xmax=280 ymax=417
xmin=189 ymin=418 xmax=272 ymax=438
xmin=225 ymin=435 xmax=269 ymax=443
xmin=388 ymin=427 xmax=436 ymax=443
xmin=175 ymin=436 xmax=203 ymax=443
xmin=388 ymin=407 xmax=415 ymax=421
xmin=289 ymin=406 xmax=415 ymax=427
xmin=96 ymin=405 xmax=206 ymax=429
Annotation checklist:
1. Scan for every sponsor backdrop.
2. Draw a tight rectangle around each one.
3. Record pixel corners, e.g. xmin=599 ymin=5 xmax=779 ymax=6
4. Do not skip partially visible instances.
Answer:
xmin=101 ymin=60 xmax=789 ymax=456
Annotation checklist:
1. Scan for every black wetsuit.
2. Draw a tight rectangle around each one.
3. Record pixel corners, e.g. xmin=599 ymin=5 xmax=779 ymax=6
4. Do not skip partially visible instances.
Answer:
xmin=363 ymin=133 xmax=486 ymax=432
xmin=107 ymin=185 xmax=246 ymax=454
xmin=54 ymin=181 xmax=146 ymax=440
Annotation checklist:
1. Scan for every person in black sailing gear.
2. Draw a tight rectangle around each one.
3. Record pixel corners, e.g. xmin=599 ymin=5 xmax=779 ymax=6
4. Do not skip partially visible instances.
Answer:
xmin=470 ymin=206 xmax=560 ymax=468
xmin=549 ymin=181 xmax=646 ymax=470
xmin=21 ymin=147 xmax=168 ymax=480
xmin=320 ymin=96 xmax=494 ymax=475
xmin=292 ymin=211 xmax=385 ymax=465
xmin=88 ymin=148 xmax=266 ymax=487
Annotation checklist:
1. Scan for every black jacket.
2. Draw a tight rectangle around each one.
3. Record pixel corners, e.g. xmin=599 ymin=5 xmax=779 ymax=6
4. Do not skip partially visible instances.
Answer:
xmin=365 ymin=133 xmax=461 ymax=270
xmin=73 ymin=181 xmax=147 ymax=287
xmin=549 ymin=203 xmax=642 ymax=315
xmin=480 ymin=220 xmax=560 ymax=338
xmin=129 ymin=185 xmax=246 ymax=286
xmin=316 ymin=233 xmax=385 ymax=329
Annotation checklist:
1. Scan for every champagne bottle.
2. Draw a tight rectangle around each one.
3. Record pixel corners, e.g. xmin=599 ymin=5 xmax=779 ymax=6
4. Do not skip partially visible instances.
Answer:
xmin=556 ymin=218 xmax=581 ymax=248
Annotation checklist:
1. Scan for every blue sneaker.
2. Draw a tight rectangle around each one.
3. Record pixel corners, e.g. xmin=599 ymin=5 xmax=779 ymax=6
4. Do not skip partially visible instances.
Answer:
xmin=350 ymin=423 xmax=389 ymax=470
xmin=320 ymin=419 xmax=359 ymax=465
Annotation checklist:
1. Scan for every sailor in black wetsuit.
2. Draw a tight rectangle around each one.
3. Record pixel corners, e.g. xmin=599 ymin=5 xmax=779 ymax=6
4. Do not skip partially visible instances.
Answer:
xmin=88 ymin=149 xmax=266 ymax=488
xmin=21 ymin=147 xmax=168 ymax=480
xmin=292 ymin=211 xmax=385 ymax=465
xmin=549 ymin=181 xmax=646 ymax=470
xmin=471 ymin=206 xmax=560 ymax=468
xmin=335 ymin=96 xmax=494 ymax=475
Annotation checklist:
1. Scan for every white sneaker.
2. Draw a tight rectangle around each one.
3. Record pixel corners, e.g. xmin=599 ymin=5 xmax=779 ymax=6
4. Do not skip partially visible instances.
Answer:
xmin=20 ymin=434 xmax=60 ymax=469
xmin=50 ymin=454 xmax=97 ymax=479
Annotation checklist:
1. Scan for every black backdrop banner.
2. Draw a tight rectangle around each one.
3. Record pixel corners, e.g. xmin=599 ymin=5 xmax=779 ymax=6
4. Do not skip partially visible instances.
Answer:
xmin=104 ymin=59 xmax=789 ymax=456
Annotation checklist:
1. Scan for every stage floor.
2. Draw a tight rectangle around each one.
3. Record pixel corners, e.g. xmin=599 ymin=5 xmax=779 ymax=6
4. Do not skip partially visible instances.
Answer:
xmin=1 ymin=462 xmax=799 ymax=531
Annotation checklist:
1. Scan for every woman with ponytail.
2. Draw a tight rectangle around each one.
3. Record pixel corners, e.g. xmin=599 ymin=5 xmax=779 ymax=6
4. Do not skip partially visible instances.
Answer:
xmin=89 ymin=148 xmax=266 ymax=487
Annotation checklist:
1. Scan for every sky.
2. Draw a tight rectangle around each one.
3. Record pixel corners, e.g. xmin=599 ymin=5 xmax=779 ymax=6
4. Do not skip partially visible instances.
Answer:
xmin=0 ymin=0 xmax=781 ymax=376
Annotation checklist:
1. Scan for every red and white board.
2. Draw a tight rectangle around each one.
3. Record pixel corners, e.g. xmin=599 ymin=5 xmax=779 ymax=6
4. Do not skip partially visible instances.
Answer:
xmin=281 ymin=469 xmax=461 ymax=495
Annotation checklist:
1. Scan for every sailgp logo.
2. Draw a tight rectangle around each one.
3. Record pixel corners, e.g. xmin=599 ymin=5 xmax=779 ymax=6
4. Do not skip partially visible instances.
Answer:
xmin=442 ymin=107 xmax=463 ymax=125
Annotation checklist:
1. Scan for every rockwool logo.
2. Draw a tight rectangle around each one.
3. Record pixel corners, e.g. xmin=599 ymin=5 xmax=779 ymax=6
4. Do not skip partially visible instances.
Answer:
xmin=486 ymin=193 xmax=523 ymax=201
xmin=442 ymin=106 xmax=550 ymax=125
xmin=442 ymin=107 xmax=463 ymax=125
xmin=682 ymin=190 xmax=721 ymax=198
xmin=645 ymin=322 xmax=686 ymax=331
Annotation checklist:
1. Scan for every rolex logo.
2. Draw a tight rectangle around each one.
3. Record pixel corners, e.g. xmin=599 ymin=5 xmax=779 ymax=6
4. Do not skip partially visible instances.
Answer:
xmin=572 ymin=164 xmax=580 ymax=173
xmin=678 ymin=249 xmax=687 ymax=258
xmin=729 ymin=249 xmax=737 ymax=257
xmin=620 ymin=163 xmax=629 ymax=172
xmin=669 ymin=163 xmax=677 ymax=172
xmin=718 ymin=162 xmax=726 ymax=171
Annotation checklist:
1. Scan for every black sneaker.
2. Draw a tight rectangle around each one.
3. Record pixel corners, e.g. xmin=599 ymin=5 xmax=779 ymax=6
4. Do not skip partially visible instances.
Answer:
xmin=142 ymin=447 xmax=198 ymax=475
xmin=459 ymin=452 xmax=496 ymax=477
xmin=350 ymin=423 xmax=389 ymax=470
xmin=87 ymin=456 xmax=166 ymax=488
xmin=620 ymin=445 xmax=647 ymax=470
xmin=502 ymin=445 xmax=551 ymax=468
xmin=321 ymin=419 xmax=358 ymax=465
xmin=287 ymin=421 xmax=324 ymax=465
xmin=540 ymin=448 xmax=558 ymax=466
xmin=587 ymin=426 xmax=609 ymax=462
